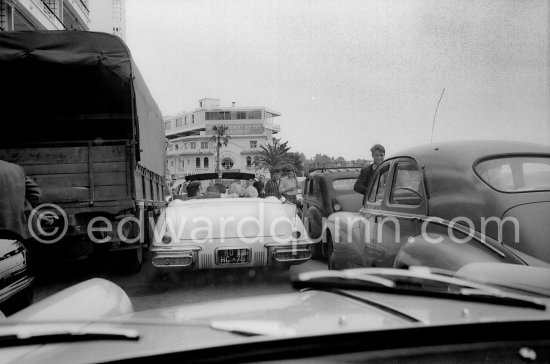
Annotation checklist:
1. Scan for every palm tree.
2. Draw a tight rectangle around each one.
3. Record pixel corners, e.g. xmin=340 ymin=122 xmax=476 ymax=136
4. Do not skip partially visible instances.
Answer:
xmin=209 ymin=124 xmax=231 ymax=174
xmin=253 ymin=138 xmax=293 ymax=174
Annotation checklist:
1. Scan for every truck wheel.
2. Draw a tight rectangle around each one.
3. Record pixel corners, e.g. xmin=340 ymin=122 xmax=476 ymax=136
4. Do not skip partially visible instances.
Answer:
xmin=119 ymin=244 xmax=143 ymax=274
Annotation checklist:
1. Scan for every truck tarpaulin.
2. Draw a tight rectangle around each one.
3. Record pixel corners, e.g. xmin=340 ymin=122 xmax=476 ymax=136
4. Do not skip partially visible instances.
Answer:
xmin=0 ymin=31 xmax=166 ymax=177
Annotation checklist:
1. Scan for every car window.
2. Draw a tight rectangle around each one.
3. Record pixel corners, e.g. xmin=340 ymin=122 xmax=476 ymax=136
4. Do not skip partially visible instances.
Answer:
xmin=367 ymin=164 xmax=390 ymax=204
xmin=390 ymin=162 xmax=423 ymax=206
xmin=311 ymin=179 xmax=319 ymax=196
xmin=475 ymin=156 xmax=550 ymax=192
xmin=332 ymin=178 xmax=356 ymax=191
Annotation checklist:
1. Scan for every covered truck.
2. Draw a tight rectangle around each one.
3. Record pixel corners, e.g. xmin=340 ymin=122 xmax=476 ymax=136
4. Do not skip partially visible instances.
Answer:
xmin=0 ymin=31 xmax=167 ymax=272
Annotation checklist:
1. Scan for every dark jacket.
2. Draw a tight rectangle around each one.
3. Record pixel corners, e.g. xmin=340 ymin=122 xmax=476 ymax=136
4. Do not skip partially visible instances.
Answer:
xmin=353 ymin=164 xmax=375 ymax=195
xmin=0 ymin=160 xmax=41 ymax=239
xmin=264 ymin=179 xmax=281 ymax=199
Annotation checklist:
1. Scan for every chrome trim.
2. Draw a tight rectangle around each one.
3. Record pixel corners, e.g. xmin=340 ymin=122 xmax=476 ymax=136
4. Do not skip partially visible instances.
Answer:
xmin=254 ymin=251 xmax=266 ymax=267
xmin=152 ymin=252 xmax=195 ymax=267
xmin=0 ymin=277 xmax=34 ymax=303
xmin=151 ymin=246 xmax=203 ymax=252
xmin=264 ymin=241 xmax=311 ymax=248
xmin=272 ymin=248 xmax=312 ymax=262
xmin=200 ymin=253 xmax=213 ymax=269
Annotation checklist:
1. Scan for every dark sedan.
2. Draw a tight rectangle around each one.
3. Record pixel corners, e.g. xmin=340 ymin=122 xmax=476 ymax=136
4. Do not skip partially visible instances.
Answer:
xmin=324 ymin=140 xmax=550 ymax=271
xmin=301 ymin=165 xmax=364 ymax=258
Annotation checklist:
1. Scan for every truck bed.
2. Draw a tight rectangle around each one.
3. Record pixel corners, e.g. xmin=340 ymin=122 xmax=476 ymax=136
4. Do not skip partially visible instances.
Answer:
xmin=0 ymin=142 xmax=133 ymax=206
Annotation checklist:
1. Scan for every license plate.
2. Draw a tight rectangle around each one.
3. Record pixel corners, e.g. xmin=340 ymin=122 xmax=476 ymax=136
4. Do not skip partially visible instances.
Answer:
xmin=217 ymin=249 xmax=250 ymax=264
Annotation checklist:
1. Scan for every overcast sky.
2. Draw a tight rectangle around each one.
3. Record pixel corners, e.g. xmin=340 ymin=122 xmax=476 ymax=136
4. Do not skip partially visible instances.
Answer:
xmin=125 ymin=0 xmax=549 ymax=160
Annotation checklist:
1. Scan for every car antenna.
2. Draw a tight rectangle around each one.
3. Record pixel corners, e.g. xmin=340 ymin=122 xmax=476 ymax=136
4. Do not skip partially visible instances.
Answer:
xmin=431 ymin=88 xmax=445 ymax=143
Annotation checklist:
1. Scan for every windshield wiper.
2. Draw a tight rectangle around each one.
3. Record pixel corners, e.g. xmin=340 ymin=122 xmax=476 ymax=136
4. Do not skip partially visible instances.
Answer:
xmin=0 ymin=324 xmax=139 ymax=348
xmin=292 ymin=267 xmax=547 ymax=310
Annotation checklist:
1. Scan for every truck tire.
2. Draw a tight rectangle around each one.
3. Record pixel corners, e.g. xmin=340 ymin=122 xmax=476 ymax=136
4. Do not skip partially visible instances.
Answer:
xmin=119 ymin=244 xmax=143 ymax=274
xmin=1 ymin=287 xmax=33 ymax=316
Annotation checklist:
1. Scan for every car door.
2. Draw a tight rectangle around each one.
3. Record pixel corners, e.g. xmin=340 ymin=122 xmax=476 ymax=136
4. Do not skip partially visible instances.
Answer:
xmin=352 ymin=161 xmax=392 ymax=267
xmin=303 ymin=177 xmax=323 ymax=241
xmin=374 ymin=158 xmax=427 ymax=267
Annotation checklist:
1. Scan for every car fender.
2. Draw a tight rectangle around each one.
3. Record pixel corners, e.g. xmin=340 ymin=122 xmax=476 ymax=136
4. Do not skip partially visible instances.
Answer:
xmin=306 ymin=206 xmax=324 ymax=240
xmin=394 ymin=234 xmax=512 ymax=272
xmin=324 ymin=211 xmax=364 ymax=246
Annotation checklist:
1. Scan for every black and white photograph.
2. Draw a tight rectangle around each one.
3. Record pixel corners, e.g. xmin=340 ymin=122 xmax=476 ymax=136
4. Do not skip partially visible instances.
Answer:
xmin=0 ymin=0 xmax=549 ymax=362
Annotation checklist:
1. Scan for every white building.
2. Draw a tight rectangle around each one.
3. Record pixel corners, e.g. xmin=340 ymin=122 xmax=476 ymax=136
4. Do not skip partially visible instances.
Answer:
xmin=0 ymin=0 xmax=90 ymax=31
xmin=89 ymin=0 xmax=125 ymax=40
xmin=165 ymin=98 xmax=281 ymax=180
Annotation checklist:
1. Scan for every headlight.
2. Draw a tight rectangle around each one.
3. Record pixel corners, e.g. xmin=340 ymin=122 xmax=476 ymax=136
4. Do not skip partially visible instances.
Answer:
xmin=162 ymin=235 xmax=172 ymax=244
xmin=334 ymin=203 xmax=341 ymax=211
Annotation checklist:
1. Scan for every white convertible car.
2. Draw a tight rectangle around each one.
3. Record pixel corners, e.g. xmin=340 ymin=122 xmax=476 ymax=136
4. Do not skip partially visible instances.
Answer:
xmin=151 ymin=197 xmax=312 ymax=269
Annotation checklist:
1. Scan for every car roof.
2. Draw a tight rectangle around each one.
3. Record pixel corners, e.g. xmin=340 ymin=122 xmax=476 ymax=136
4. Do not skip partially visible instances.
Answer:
xmin=308 ymin=168 xmax=362 ymax=179
xmin=389 ymin=140 xmax=550 ymax=171
xmin=384 ymin=140 xmax=550 ymax=222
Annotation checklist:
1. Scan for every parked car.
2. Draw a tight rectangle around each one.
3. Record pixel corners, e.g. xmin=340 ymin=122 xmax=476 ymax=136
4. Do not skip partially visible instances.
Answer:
xmin=2 ymin=263 xmax=550 ymax=362
xmin=0 ymin=230 xmax=34 ymax=316
xmin=151 ymin=197 xmax=311 ymax=270
xmin=301 ymin=164 xmax=364 ymax=258
xmin=324 ymin=140 xmax=550 ymax=272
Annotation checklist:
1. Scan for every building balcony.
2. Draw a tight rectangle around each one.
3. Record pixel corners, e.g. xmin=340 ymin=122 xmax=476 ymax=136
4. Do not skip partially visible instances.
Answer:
xmin=165 ymin=123 xmax=206 ymax=138
xmin=63 ymin=0 xmax=91 ymax=27
xmin=263 ymin=122 xmax=280 ymax=132
xmin=167 ymin=149 xmax=214 ymax=156
xmin=14 ymin=0 xmax=65 ymax=30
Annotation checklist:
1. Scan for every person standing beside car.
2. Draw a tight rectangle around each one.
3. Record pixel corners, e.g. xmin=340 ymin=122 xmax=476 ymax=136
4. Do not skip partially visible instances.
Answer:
xmin=264 ymin=169 xmax=282 ymax=199
xmin=0 ymin=159 xmax=41 ymax=240
xmin=354 ymin=144 xmax=385 ymax=195
xmin=279 ymin=169 xmax=299 ymax=204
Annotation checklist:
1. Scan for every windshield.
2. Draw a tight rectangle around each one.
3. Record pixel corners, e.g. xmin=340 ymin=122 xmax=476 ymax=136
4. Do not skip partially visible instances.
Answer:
xmin=0 ymin=0 xmax=549 ymax=362
xmin=332 ymin=178 xmax=356 ymax=191
xmin=475 ymin=157 xmax=550 ymax=192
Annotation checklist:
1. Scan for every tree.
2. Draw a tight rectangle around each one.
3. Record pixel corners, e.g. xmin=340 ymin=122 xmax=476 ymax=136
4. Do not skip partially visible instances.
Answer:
xmin=286 ymin=152 xmax=305 ymax=176
xmin=253 ymin=138 xmax=293 ymax=174
xmin=209 ymin=125 xmax=231 ymax=174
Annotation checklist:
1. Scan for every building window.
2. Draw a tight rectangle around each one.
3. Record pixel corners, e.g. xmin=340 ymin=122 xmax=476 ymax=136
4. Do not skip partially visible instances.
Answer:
xmin=221 ymin=158 xmax=234 ymax=170
xmin=190 ymin=142 xmax=196 ymax=149
xmin=246 ymin=156 xmax=252 ymax=167
xmin=180 ymin=159 xmax=184 ymax=169
xmin=184 ymin=143 xmax=188 ymax=149
xmin=175 ymin=144 xmax=179 ymax=150
xmin=192 ymin=114 xmax=195 ymax=123
xmin=170 ymin=160 xmax=174 ymax=166
xmin=237 ymin=111 xmax=246 ymax=120
xmin=247 ymin=110 xmax=261 ymax=119
xmin=176 ymin=118 xmax=182 ymax=127
xmin=200 ymin=142 xmax=208 ymax=149
xmin=249 ymin=141 xmax=257 ymax=149
xmin=205 ymin=111 xmax=232 ymax=120
xmin=196 ymin=158 xmax=201 ymax=168
xmin=200 ymin=101 xmax=203 ymax=107
xmin=184 ymin=116 xmax=187 ymax=125
xmin=204 ymin=157 xmax=209 ymax=168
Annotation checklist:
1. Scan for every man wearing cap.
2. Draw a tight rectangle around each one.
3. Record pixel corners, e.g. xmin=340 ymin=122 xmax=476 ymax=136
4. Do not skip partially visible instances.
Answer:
xmin=354 ymin=144 xmax=385 ymax=195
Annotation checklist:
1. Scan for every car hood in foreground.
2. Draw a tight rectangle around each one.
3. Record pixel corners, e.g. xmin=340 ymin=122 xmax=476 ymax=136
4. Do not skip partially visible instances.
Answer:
xmin=1 ymin=277 xmax=550 ymax=364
